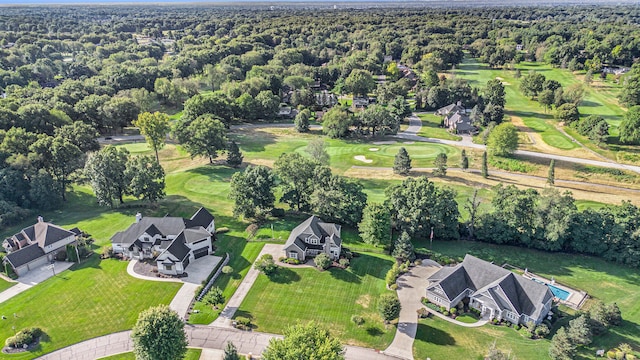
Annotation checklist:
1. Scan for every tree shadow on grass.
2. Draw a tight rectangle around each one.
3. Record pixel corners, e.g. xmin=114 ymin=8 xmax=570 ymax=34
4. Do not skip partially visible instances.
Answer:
xmin=329 ymin=267 xmax=360 ymax=284
xmin=349 ymin=252 xmax=393 ymax=280
xmin=415 ymin=322 xmax=456 ymax=346
xmin=366 ymin=325 xmax=385 ymax=337
xmin=229 ymin=129 xmax=278 ymax=153
xmin=268 ymin=267 xmax=300 ymax=284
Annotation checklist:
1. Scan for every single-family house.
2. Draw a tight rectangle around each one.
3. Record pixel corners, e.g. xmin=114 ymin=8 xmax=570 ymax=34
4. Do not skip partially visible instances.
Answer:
xmin=352 ymin=97 xmax=370 ymax=109
xmin=434 ymin=101 xmax=467 ymax=116
xmin=110 ymin=208 xmax=215 ymax=276
xmin=426 ymin=255 xmax=554 ymax=325
xmin=2 ymin=217 xmax=79 ymax=277
xmin=444 ymin=111 xmax=476 ymax=134
xmin=283 ymin=216 xmax=342 ymax=261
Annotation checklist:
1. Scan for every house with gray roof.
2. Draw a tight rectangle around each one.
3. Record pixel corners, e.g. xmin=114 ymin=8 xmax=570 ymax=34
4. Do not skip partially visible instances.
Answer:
xmin=434 ymin=101 xmax=467 ymax=116
xmin=443 ymin=111 xmax=476 ymax=134
xmin=111 ymin=207 xmax=215 ymax=276
xmin=2 ymin=217 xmax=79 ymax=277
xmin=283 ymin=216 xmax=342 ymax=261
xmin=426 ymin=254 xmax=553 ymax=325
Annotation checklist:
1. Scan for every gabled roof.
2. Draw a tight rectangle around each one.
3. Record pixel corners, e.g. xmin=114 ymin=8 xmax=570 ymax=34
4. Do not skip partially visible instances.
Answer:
xmin=187 ymin=207 xmax=214 ymax=229
xmin=435 ymin=102 xmax=465 ymax=116
xmin=111 ymin=208 xmax=215 ymax=246
xmin=284 ymin=216 xmax=342 ymax=252
xmin=4 ymin=244 xmax=46 ymax=268
xmin=182 ymin=227 xmax=211 ymax=243
xmin=427 ymin=255 xmax=552 ymax=317
xmin=161 ymin=234 xmax=190 ymax=261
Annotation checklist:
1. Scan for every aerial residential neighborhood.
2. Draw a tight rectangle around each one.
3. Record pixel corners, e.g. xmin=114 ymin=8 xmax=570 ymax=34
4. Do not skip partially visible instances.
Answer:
xmin=0 ymin=2 xmax=639 ymax=360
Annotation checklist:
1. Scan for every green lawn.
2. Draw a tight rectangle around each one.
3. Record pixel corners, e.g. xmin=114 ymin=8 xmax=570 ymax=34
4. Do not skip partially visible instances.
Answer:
xmin=418 ymin=240 xmax=640 ymax=359
xmin=236 ymin=252 xmax=397 ymax=349
xmin=0 ymin=256 xmax=181 ymax=359
xmin=98 ymin=348 xmax=201 ymax=360
xmin=0 ymin=277 xmax=15 ymax=292
xmin=414 ymin=317 xmax=549 ymax=360
xmin=415 ymin=113 xmax=462 ymax=141
xmin=455 ymin=314 xmax=479 ymax=324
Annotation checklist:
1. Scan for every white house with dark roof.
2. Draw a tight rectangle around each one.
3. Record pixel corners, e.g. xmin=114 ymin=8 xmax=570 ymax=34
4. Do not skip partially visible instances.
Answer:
xmin=283 ymin=215 xmax=342 ymax=261
xmin=426 ymin=255 xmax=554 ymax=325
xmin=111 ymin=208 xmax=215 ymax=275
xmin=2 ymin=217 xmax=79 ymax=277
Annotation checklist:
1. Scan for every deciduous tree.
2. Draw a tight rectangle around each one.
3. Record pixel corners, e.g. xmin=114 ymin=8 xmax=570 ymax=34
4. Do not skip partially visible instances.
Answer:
xmin=378 ymin=293 xmax=401 ymax=322
xmin=84 ymin=145 xmax=130 ymax=207
xmin=125 ymin=155 xmax=166 ymax=203
xmin=131 ymin=305 xmax=187 ymax=360
xmin=487 ymin=123 xmax=519 ymax=156
xmin=359 ymin=203 xmax=392 ymax=247
xmin=262 ymin=322 xmax=344 ymax=360
xmin=182 ymin=115 xmax=228 ymax=164
xmin=229 ymin=165 xmax=275 ymax=219
xmin=134 ymin=112 xmax=170 ymax=162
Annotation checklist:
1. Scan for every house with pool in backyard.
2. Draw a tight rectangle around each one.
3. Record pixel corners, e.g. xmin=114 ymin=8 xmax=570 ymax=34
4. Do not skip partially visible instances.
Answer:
xmin=110 ymin=207 xmax=215 ymax=276
xmin=425 ymin=255 xmax=554 ymax=325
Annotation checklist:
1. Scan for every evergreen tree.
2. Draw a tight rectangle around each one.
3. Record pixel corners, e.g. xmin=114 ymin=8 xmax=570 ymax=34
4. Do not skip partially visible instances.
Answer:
xmin=393 ymin=147 xmax=412 ymax=175
xmin=482 ymin=151 xmax=488 ymax=178
xmin=548 ymin=159 xmax=555 ymax=186
xmin=358 ymin=203 xmax=392 ymax=247
xmin=226 ymin=140 xmax=243 ymax=167
xmin=294 ymin=109 xmax=311 ymax=133
xmin=567 ymin=314 xmax=592 ymax=346
xmin=392 ymin=231 xmax=416 ymax=262
xmin=223 ymin=342 xmax=240 ymax=360
xmin=549 ymin=327 xmax=576 ymax=360
xmin=433 ymin=153 xmax=447 ymax=176
xmin=460 ymin=149 xmax=469 ymax=171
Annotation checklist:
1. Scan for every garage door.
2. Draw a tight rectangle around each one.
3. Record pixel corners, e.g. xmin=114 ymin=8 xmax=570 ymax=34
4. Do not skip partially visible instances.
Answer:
xmin=193 ymin=247 xmax=209 ymax=259
xmin=182 ymin=257 xmax=190 ymax=268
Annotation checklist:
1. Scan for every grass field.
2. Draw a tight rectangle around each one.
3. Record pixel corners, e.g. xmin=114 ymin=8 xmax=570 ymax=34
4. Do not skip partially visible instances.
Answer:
xmin=414 ymin=317 xmax=549 ymax=360
xmin=416 ymin=240 xmax=640 ymax=359
xmin=236 ymin=252 xmax=397 ymax=349
xmin=98 ymin=348 xmax=202 ymax=360
xmin=0 ymin=277 xmax=14 ymax=292
xmin=0 ymin=256 xmax=181 ymax=359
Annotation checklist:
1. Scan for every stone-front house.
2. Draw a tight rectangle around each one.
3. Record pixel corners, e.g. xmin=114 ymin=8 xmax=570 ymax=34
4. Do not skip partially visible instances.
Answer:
xmin=443 ymin=111 xmax=475 ymax=134
xmin=2 ymin=217 xmax=80 ymax=277
xmin=434 ymin=101 xmax=467 ymax=116
xmin=110 ymin=208 xmax=215 ymax=275
xmin=283 ymin=216 xmax=342 ymax=261
xmin=426 ymin=255 xmax=553 ymax=325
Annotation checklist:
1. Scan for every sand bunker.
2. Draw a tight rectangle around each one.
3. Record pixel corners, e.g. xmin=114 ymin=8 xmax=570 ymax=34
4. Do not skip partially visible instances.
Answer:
xmin=354 ymin=155 xmax=373 ymax=163
xmin=373 ymin=141 xmax=396 ymax=145
xmin=369 ymin=148 xmax=379 ymax=151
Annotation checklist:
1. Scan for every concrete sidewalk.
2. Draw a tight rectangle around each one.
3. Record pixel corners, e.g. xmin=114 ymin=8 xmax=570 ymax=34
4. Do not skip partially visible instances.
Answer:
xmin=0 ymin=261 xmax=75 ymax=304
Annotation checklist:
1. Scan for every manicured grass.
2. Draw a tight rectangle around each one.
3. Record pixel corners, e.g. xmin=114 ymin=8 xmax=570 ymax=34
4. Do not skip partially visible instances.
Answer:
xmin=188 ymin=239 xmax=264 ymax=325
xmin=236 ymin=252 xmax=397 ymax=349
xmin=455 ymin=314 xmax=479 ymax=324
xmin=0 ymin=256 xmax=182 ymax=359
xmin=413 ymin=317 xmax=549 ymax=360
xmin=419 ymin=240 xmax=640 ymax=359
xmin=415 ymin=113 xmax=462 ymax=141
xmin=98 ymin=348 xmax=202 ymax=360
xmin=0 ymin=277 xmax=15 ymax=292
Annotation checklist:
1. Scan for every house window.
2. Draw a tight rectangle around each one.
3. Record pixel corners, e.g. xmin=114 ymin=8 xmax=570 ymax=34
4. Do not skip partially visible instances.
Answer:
xmin=164 ymin=264 xmax=173 ymax=271
xmin=289 ymin=252 xmax=298 ymax=260
xmin=307 ymin=237 xmax=318 ymax=245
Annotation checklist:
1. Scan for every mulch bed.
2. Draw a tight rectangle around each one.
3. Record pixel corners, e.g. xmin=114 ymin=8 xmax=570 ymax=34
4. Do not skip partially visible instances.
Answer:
xmin=1 ymin=337 xmax=40 ymax=354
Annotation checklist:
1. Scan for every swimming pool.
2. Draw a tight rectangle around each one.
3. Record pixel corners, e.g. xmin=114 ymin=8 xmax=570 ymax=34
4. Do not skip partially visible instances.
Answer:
xmin=532 ymin=279 xmax=571 ymax=301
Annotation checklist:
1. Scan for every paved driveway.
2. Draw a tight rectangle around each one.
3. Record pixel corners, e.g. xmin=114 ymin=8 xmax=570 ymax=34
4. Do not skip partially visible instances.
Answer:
xmin=0 ymin=261 xmax=75 ymax=304
xmin=383 ymin=260 xmax=441 ymax=360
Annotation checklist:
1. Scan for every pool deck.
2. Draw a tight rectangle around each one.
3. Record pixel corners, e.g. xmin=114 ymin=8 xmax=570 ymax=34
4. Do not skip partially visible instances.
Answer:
xmin=522 ymin=271 xmax=588 ymax=310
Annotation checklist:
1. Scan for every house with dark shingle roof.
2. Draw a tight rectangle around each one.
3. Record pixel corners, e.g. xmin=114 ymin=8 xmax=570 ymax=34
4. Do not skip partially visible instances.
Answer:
xmin=426 ymin=254 xmax=553 ymax=325
xmin=2 ymin=217 xmax=79 ymax=277
xmin=283 ymin=216 xmax=342 ymax=261
xmin=111 ymin=207 xmax=215 ymax=276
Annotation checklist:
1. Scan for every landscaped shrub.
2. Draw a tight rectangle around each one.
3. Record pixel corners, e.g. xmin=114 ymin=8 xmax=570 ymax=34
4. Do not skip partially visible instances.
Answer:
xmin=417 ymin=308 xmax=429 ymax=318
xmin=339 ymin=258 xmax=350 ymax=268
xmin=234 ymin=317 xmax=251 ymax=330
xmin=254 ymin=254 xmax=277 ymax=275
xmin=342 ymin=248 xmax=354 ymax=260
xmin=426 ymin=303 xmax=440 ymax=312
xmin=280 ymin=257 xmax=301 ymax=265
xmin=5 ymin=327 xmax=43 ymax=348
xmin=389 ymin=284 xmax=398 ymax=290
xmin=314 ymin=253 xmax=331 ymax=270
xmin=450 ymin=308 xmax=457 ymax=315
xmin=221 ymin=266 xmax=234 ymax=274
xmin=421 ymin=297 xmax=430 ymax=305
xmin=385 ymin=261 xmax=409 ymax=287
xmin=351 ymin=315 xmax=365 ymax=326
xmin=378 ymin=294 xmax=401 ymax=322
xmin=215 ymin=227 xmax=230 ymax=234
xmin=440 ymin=306 xmax=447 ymax=313
xmin=203 ymin=287 xmax=225 ymax=308
xmin=535 ymin=323 xmax=550 ymax=338
xmin=443 ymin=311 xmax=450 ymax=316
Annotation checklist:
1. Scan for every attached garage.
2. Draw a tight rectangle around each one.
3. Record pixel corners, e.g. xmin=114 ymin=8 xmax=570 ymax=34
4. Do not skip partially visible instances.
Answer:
xmin=193 ymin=247 xmax=209 ymax=259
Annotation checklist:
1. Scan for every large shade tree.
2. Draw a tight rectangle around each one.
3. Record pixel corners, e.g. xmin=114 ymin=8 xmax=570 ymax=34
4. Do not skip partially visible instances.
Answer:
xmin=131 ymin=305 xmax=187 ymax=360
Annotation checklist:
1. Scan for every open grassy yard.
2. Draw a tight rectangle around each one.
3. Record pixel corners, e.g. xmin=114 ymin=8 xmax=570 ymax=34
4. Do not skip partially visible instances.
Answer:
xmin=414 ymin=317 xmax=550 ymax=360
xmin=0 ymin=256 xmax=181 ymax=359
xmin=235 ymin=252 xmax=397 ymax=349
xmin=417 ymin=240 xmax=640 ymax=359
xmin=98 ymin=348 xmax=202 ymax=360
xmin=0 ymin=277 xmax=15 ymax=292
xmin=415 ymin=112 xmax=462 ymax=141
